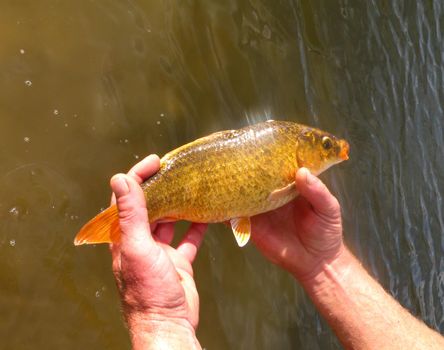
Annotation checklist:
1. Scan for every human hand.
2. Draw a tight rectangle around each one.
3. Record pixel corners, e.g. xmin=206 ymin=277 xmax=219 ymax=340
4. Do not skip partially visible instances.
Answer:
xmin=110 ymin=155 xmax=206 ymax=350
xmin=251 ymin=167 xmax=344 ymax=282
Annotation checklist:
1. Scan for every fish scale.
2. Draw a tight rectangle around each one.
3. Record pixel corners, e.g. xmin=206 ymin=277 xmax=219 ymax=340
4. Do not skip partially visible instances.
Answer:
xmin=143 ymin=121 xmax=299 ymax=222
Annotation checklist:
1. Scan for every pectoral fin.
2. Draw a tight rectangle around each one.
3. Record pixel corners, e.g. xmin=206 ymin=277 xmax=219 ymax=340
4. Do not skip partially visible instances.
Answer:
xmin=230 ymin=217 xmax=251 ymax=247
xmin=268 ymin=182 xmax=297 ymax=202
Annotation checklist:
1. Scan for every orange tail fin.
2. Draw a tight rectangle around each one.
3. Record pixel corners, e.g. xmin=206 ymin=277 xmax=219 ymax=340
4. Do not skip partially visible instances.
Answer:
xmin=74 ymin=205 xmax=121 ymax=245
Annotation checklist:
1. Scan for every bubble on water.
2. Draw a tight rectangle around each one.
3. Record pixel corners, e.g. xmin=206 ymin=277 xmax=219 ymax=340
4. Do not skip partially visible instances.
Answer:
xmin=20 ymin=49 xmax=25 ymax=54
xmin=95 ymin=290 xmax=101 ymax=298
xmin=64 ymin=123 xmax=68 ymax=127
xmin=23 ymin=136 xmax=30 ymax=143
xmin=9 ymin=239 xmax=16 ymax=247
xmin=160 ymin=113 xmax=165 ymax=117
xmin=9 ymin=207 xmax=19 ymax=216
xmin=24 ymin=80 xmax=32 ymax=86
xmin=73 ymin=114 xmax=78 ymax=118
xmin=124 ymin=139 xmax=128 ymax=143
xmin=156 ymin=120 xmax=161 ymax=125
xmin=134 ymin=154 xmax=139 ymax=159
xmin=53 ymin=109 xmax=59 ymax=116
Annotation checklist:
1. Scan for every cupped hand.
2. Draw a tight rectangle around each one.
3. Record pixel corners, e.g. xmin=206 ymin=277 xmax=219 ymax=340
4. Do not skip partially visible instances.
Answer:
xmin=109 ymin=155 xmax=207 ymax=347
xmin=251 ymin=167 xmax=344 ymax=281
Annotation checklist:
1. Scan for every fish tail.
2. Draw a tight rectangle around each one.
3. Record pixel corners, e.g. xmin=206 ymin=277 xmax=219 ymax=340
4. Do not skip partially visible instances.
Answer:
xmin=74 ymin=205 xmax=121 ymax=245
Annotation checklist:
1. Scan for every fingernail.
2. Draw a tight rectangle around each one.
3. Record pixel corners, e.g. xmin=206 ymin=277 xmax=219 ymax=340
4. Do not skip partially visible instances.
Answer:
xmin=111 ymin=175 xmax=129 ymax=197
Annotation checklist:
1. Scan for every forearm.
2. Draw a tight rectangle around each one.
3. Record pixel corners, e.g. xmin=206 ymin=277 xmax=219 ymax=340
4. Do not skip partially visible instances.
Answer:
xmin=127 ymin=315 xmax=202 ymax=350
xmin=300 ymin=247 xmax=444 ymax=350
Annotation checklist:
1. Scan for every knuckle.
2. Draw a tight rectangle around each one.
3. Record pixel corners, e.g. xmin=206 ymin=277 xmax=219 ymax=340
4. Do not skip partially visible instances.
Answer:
xmin=118 ymin=206 xmax=147 ymax=226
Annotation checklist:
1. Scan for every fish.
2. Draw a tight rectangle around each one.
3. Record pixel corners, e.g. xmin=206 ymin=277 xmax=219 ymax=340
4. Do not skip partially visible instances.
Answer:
xmin=74 ymin=120 xmax=349 ymax=247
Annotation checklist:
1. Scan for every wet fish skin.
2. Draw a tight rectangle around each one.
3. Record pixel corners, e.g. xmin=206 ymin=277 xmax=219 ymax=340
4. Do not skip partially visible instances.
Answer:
xmin=74 ymin=120 xmax=349 ymax=246
xmin=144 ymin=120 xmax=348 ymax=223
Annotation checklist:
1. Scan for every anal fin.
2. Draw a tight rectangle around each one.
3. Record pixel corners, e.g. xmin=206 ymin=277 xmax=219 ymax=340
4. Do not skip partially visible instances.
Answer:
xmin=230 ymin=217 xmax=251 ymax=247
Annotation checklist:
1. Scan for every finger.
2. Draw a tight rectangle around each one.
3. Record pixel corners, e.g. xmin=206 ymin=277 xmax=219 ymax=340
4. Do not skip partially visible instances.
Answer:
xmin=109 ymin=155 xmax=160 ymax=205
xmin=296 ymin=168 xmax=340 ymax=219
xmin=110 ymin=174 xmax=154 ymax=257
xmin=127 ymin=154 xmax=161 ymax=184
xmin=153 ymin=222 xmax=175 ymax=245
xmin=177 ymin=223 xmax=207 ymax=263
xmin=150 ymin=222 xmax=158 ymax=233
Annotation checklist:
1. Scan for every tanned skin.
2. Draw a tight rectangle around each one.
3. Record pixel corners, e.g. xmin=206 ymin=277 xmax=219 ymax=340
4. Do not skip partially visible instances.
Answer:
xmin=109 ymin=155 xmax=444 ymax=349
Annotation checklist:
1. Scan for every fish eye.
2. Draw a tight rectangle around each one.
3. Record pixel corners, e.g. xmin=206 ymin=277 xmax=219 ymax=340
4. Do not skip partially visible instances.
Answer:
xmin=322 ymin=136 xmax=333 ymax=150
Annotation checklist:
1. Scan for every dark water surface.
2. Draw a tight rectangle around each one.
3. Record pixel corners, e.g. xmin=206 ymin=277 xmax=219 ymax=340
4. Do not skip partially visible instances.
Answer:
xmin=1 ymin=1 xmax=443 ymax=349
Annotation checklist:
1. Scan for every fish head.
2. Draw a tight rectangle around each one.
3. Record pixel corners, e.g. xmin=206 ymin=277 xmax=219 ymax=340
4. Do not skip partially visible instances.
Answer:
xmin=296 ymin=127 xmax=349 ymax=175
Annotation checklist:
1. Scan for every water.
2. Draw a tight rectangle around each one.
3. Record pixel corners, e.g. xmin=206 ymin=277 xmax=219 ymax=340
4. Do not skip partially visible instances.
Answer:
xmin=0 ymin=1 xmax=443 ymax=349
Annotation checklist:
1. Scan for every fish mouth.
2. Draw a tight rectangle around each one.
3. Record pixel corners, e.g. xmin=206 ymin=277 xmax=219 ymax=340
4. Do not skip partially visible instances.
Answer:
xmin=339 ymin=140 xmax=350 ymax=160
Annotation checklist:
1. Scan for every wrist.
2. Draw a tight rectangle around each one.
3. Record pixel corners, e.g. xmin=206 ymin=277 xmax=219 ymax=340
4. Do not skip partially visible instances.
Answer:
xmin=297 ymin=245 xmax=354 ymax=295
xmin=127 ymin=314 xmax=201 ymax=350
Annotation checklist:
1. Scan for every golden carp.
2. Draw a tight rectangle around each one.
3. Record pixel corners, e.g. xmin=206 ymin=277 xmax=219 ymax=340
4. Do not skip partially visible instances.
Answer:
xmin=74 ymin=120 xmax=349 ymax=247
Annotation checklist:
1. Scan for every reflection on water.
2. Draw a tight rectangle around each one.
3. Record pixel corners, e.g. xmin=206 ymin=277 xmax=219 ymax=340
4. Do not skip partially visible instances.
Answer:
xmin=0 ymin=1 xmax=443 ymax=349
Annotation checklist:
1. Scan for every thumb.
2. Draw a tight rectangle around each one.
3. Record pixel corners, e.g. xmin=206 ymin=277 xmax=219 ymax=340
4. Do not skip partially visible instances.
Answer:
xmin=296 ymin=168 xmax=341 ymax=219
xmin=110 ymin=174 xmax=154 ymax=251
